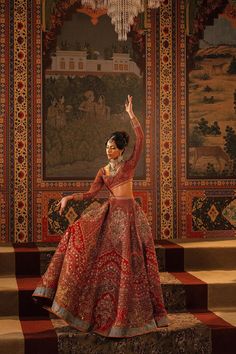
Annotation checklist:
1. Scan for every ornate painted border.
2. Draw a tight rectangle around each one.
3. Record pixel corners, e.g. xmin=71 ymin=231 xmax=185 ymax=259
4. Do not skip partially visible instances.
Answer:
xmin=0 ymin=0 xmax=8 ymax=241
xmin=9 ymin=0 xmax=14 ymax=241
xmin=13 ymin=0 xmax=28 ymax=242
xmin=0 ymin=0 xmax=7 ymax=192
xmin=157 ymin=0 xmax=176 ymax=239
xmin=32 ymin=1 xmax=158 ymax=241
xmin=27 ymin=0 xmax=33 ymax=241
xmin=146 ymin=9 xmax=157 ymax=238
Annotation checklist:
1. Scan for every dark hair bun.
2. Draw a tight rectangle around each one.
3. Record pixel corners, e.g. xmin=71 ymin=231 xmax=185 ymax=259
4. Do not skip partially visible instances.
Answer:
xmin=119 ymin=131 xmax=129 ymax=147
xmin=106 ymin=131 xmax=130 ymax=150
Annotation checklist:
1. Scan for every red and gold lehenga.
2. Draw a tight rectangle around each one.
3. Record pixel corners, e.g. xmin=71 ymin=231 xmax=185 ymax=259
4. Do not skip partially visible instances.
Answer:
xmin=33 ymin=118 xmax=168 ymax=338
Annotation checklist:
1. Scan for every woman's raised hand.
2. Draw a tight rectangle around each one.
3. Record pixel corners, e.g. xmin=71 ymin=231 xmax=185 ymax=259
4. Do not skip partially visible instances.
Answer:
xmin=125 ymin=95 xmax=134 ymax=116
xmin=57 ymin=196 xmax=70 ymax=216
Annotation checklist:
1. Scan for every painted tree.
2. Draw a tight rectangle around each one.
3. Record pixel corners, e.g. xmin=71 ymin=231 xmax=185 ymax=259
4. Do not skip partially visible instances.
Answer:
xmin=224 ymin=126 xmax=236 ymax=174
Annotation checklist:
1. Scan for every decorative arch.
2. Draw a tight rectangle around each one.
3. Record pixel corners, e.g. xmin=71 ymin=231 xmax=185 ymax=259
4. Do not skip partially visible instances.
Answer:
xmin=187 ymin=0 xmax=228 ymax=69
xmin=43 ymin=0 xmax=80 ymax=68
xmin=42 ymin=0 xmax=146 ymax=71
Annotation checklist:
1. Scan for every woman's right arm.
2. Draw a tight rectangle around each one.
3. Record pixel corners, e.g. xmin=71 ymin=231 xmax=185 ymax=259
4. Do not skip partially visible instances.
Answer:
xmin=125 ymin=95 xmax=144 ymax=169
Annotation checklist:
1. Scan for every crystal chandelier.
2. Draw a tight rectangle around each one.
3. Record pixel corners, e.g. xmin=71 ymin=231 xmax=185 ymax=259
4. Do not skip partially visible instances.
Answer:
xmin=81 ymin=0 xmax=163 ymax=40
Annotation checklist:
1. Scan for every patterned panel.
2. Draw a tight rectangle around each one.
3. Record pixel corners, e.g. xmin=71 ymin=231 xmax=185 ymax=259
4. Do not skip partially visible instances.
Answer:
xmin=0 ymin=193 xmax=7 ymax=241
xmin=0 ymin=0 xmax=8 ymax=241
xmin=158 ymin=0 xmax=175 ymax=238
xmin=27 ymin=0 xmax=33 ymax=241
xmin=146 ymin=9 xmax=157 ymax=238
xmin=0 ymin=0 xmax=6 ymax=191
xmin=145 ymin=9 xmax=154 ymax=189
xmin=13 ymin=0 xmax=28 ymax=242
xmin=9 ymin=0 xmax=14 ymax=241
xmin=192 ymin=196 xmax=236 ymax=231
xmin=180 ymin=190 xmax=236 ymax=239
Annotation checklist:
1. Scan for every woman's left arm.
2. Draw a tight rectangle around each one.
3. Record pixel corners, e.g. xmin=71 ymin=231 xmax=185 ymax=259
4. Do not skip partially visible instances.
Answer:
xmin=72 ymin=168 xmax=104 ymax=201
xmin=58 ymin=169 xmax=104 ymax=215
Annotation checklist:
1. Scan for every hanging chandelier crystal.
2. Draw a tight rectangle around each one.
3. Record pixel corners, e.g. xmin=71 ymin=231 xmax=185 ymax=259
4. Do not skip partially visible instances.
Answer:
xmin=81 ymin=0 xmax=163 ymax=41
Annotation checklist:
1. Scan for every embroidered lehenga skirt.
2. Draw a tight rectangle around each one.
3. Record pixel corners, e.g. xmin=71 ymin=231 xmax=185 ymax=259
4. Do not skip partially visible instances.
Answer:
xmin=33 ymin=197 xmax=168 ymax=337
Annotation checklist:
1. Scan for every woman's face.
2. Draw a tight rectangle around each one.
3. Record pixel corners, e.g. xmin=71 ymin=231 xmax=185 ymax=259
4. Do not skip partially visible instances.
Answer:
xmin=106 ymin=139 xmax=121 ymax=160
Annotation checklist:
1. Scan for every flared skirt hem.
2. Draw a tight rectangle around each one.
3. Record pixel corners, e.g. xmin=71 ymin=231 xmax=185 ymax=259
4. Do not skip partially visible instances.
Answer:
xmin=33 ymin=292 xmax=169 ymax=338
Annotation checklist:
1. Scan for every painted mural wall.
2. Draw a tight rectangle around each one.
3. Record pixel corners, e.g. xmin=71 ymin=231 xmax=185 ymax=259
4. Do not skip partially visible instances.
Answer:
xmin=0 ymin=0 xmax=236 ymax=243
xmin=43 ymin=11 xmax=145 ymax=180
xmin=178 ymin=0 xmax=236 ymax=238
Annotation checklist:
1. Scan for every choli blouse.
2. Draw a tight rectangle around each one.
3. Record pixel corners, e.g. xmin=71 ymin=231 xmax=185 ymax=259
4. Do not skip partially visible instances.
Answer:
xmin=81 ymin=121 xmax=144 ymax=200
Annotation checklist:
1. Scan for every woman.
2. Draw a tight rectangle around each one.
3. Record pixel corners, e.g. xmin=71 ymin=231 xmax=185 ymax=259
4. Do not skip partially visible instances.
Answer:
xmin=33 ymin=95 xmax=168 ymax=338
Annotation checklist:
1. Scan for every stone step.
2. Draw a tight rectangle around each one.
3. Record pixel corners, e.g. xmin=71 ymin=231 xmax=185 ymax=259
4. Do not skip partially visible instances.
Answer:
xmin=156 ymin=238 xmax=236 ymax=272
xmin=189 ymin=270 xmax=236 ymax=309
xmin=168 ymin=270 xmax=236 ymax=312
xmin=0 ymin=246 xmax=16 ymax=276
xmin=1 ymin=240 xmax=236 ymax=277
xmin=0 ymin=276 xmax=49 ymax=317
xmin=0 ymin=274 xmax=185 ymax=317
xmin=0 ymin=244 xmax=56 ymax=276
xmin=1 ymin=270 xmax=236 ymax=318
xmin=1 ymin=241 xmax=236 ymax=353
xmin=0 ymin=313 xmax=211 ymax=354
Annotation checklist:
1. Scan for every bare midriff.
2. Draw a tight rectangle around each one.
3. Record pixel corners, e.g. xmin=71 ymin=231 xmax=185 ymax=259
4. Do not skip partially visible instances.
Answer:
xmin=110 ymin=179 xmax=133 ymax=198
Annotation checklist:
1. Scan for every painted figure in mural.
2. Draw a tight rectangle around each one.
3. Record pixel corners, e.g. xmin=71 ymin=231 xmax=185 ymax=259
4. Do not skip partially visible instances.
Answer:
xmin=47 ymin=95 xmax=67 ymax=129
xmin=56 ymin=95 xmax=67 ymax=128
xmin=78 ymin=89 xmax=97 ymax=120
xmin=33 ymin=95 xmax=168 ymax=337
xmin=47 ymin=97 xmax=58 ymax=127
xmin=95 ymin=94 xmax=111 ymax=120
